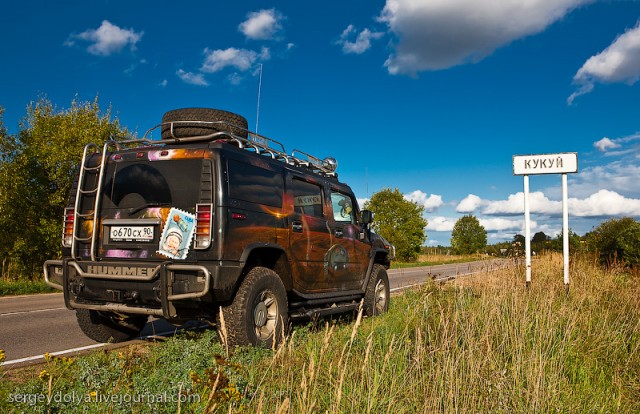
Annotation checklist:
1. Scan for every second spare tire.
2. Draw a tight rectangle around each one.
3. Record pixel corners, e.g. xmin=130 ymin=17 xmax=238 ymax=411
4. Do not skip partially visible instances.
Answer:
xmin=161 ymin=108 xmax=249 ymax=140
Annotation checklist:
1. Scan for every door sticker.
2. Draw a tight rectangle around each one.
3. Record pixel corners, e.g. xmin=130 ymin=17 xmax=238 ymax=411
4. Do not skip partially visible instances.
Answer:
xmin=157 ymin=208 xmax=196 ymax=260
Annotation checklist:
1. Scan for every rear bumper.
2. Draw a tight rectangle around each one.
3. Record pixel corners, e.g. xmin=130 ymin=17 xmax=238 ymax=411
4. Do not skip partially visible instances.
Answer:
xmin=44 ymin=260 xmax=210 ymax=318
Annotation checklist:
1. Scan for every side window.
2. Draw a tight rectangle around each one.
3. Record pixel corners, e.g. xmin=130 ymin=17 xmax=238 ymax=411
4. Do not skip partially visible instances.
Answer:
xmin=331 ymin=192 xmax=356 ymax=224
xmin=227 ymin=159 xmax=283 ymax=207
xmin=291 ymin=178 xmax=323 ymax=217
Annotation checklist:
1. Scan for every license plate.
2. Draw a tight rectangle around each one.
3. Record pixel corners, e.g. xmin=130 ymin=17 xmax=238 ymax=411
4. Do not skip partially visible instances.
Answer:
xmin=110 ymin=226 xmax=154 ymax=242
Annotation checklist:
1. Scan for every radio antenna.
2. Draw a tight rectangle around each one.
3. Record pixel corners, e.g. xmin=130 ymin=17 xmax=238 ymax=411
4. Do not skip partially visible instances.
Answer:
xmin=256 ymin=64 xmax=263 ymax=134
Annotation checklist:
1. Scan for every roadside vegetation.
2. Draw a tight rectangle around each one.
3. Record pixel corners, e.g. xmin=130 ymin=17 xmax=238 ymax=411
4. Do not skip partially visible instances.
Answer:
xmin=0 ymin=278 xmax=54 ymax=296
xmin=2 ymin=252 xmax=639 ymax=413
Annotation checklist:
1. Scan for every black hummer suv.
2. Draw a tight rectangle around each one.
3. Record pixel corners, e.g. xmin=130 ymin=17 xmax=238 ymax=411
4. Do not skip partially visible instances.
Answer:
xmin=44 ymin=108 xmax=394 ymax=347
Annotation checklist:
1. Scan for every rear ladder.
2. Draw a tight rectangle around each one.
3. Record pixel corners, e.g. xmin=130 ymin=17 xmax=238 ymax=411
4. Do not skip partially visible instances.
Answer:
xmin=71 ymin=142 xmax=109 ymax=261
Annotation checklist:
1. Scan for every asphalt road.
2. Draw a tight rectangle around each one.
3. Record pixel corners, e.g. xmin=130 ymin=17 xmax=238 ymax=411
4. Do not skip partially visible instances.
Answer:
xmin=0 ymin=259 xmax=507 ymax=367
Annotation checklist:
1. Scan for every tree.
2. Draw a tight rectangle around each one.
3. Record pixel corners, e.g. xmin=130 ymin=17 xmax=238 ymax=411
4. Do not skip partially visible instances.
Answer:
xmin=532 ymin=231 xmax=548 ymax=243
xmin=0 ymin=97 xmax=126 ymax=278
xmin=586 ymin=217 xmax=640 ymax=267
xmin=531 ymin=231 xmax=550 ymax=253
xmin=364 ymin=188 xmax=427 ymax=262
xmin=450 ymin=215 xmax=487 ymax=255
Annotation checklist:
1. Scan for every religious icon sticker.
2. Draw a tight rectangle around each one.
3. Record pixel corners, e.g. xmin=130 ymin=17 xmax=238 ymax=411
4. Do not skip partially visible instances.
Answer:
xmin=157 ymin=208 xmax=196 ymax=260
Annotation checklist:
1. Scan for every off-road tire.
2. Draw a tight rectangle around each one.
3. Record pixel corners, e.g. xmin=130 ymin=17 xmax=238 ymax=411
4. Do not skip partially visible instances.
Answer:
xmin=161 ymin=108 xmax=249 ymax=140
xmin=363 ymin=264 xmax=390 ymax=316
xmin=219 ymin=266 xmax=288 ymax=348
xmin=76 ymin=309 xmax=147 ymax=343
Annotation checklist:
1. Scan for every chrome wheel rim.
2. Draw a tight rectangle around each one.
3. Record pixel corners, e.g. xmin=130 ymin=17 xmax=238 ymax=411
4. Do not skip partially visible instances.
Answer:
xmin=253 ymin=290 xmax=278 ymax=340
xmin=374 ymin=278 xmax=388 ymax=314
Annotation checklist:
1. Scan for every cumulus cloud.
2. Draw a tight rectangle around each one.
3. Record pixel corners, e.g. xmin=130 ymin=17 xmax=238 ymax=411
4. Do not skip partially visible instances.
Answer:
xmin=201 ymin=47 xmax=270 ymax=73
xmin=404 ymin=190 xmax=443 ymax=212
xmin=459 ymin=190 xmax=640 ymax=218
xmin=378 ymin=0 xmax=591 ymax=75
xmin=456 ymin=194 xmax=485 ymax=213
xmin=337 ymin=25 xmax=384 ymax=54
xmin=176 ymin=69 xmax=209 ymax=86
xmin=569 ymin=22 xmax=640 ymax=104
xmin=239 ymin=9 xmax=284 ymax=40
xmin=427 ymin=216 xmax=456 ymax=232
xmin=570 ymin=189 xmax=640 ymax=217
xmin=66 ymin=20 xmax=143 ymax=56
xmin=594 ymin=137 xmax=621 ymax=152
xmin=478 ymin=218 xmax=529 ymax=232
xmin=590 ymin=133 xmax=640 ymax=158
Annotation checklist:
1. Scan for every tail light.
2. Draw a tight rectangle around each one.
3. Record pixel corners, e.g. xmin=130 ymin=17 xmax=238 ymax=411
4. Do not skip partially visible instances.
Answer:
xmin=194 ymin=204 xmax=213 ymax=249
xmin=62 ymin=208 xmax=74 ymax=247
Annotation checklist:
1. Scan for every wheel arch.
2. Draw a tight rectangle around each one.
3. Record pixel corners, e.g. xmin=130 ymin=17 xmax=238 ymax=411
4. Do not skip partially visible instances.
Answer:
xmin=238 ymin=244 xmax=293 ymax=291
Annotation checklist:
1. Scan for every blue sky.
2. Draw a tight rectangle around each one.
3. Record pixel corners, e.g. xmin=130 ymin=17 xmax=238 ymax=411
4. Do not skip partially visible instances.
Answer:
xmin=2 ymin=0 xmax=640 ymax=246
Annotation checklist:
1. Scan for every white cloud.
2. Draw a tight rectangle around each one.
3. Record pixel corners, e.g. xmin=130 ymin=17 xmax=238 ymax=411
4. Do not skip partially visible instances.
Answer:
xmin=176 ymin=69 xmax=209 ymax=86
xmin=239 ymin=9 xmax=284 ymax=40
xmin=201 ymin=47 xmax=270 ymax=73
xmin=404 ymin=190 xmax=443 ymax=212
xmin=589 ymin=133 xmax=640 ymax=157
xmin=67 ymin=20 xmax=143 ymax=56
xmin=461 ymin=189 xmax=640 ymax=218
xmin=378 ymin=0 xmax=591 ymax=75
xmin=158 ymin=79 xmax=168 ymax=88
xmin=594 ymin=137 xmax=621 ymax=152
xmin=478 ymin=217 xmax=530 ymax=232
xmin=456 ymin=194 xmax=484 ymax=213
xmin=569 ymin=22 xmax=640 ymax=104
xmin=227 ymin=73 xmax=243 ymax=86
xmin=569 ymin=189 xmax=640 ymax=217
xmin=569 ymin=163 xmax=640 ymax=198
xmin=427 ymin=216 xmax=456 ymax=231
xmin=337 ymin=25 xmax=384 ymax=54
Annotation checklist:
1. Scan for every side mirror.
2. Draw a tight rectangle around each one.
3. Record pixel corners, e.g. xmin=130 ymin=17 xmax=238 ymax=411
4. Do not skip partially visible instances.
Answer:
xmin=361 ymin=210 xmax=373 ymax=225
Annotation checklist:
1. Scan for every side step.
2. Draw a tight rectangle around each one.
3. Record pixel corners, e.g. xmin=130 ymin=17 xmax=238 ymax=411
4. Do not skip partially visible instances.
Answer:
xmin=289 ymin=301 xmax=361 ymax=320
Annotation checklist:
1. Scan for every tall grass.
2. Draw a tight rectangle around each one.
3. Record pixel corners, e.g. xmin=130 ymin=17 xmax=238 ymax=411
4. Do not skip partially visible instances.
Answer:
xmin=2 ymin=253 xmax=639 ymax=413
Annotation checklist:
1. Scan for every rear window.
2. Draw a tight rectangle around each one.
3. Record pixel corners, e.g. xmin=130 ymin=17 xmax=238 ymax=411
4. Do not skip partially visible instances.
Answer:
xmin=102 ymin=159 xmax=204 ymax=209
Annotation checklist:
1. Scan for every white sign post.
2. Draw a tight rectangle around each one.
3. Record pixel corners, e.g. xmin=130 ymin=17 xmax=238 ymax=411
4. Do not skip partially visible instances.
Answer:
xmin=513 ymin=153 xmax=578 ymax=291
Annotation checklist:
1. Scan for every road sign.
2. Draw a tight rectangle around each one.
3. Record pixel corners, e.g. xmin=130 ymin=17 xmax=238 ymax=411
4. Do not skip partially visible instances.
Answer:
xmin=513 ymin=152 xmax=578 ymax=291
xmin=513 ymin=152 xmax=578 ymax=176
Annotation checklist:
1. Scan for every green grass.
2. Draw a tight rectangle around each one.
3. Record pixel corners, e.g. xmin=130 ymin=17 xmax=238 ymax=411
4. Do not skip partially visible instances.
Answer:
xmin=2 ymin=253 xmax=639 ymax=413
xmin=0 ymin=279 xmax=55 ymax=297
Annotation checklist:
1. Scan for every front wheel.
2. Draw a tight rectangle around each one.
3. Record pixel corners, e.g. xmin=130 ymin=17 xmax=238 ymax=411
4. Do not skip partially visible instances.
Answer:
xmin=76 ymin=310 xmax=147 ymax=343
xmin=220 ymin=267 xmax=288 ymax=348
xmin=363 ymin=264 xmax=390 ymax=316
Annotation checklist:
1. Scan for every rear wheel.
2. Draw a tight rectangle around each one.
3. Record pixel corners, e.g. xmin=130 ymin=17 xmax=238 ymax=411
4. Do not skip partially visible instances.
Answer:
xmin=220 ymin=267 xmax=288 ymax=348
xmin=363 ymin=264 xmax=390 ymax=316
xmin=161 ymin=108 xmax=248 ymax=140
xmin=76 ymin=309 xmax=147 ymax=343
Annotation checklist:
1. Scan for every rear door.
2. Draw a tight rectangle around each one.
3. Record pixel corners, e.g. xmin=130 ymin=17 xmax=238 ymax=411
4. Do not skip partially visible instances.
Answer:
xmin=97 ymin=149 xmax=208 ymax=260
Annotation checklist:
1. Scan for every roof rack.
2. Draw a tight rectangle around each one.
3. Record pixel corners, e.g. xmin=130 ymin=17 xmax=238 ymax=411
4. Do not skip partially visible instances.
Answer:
xmin=109 ymin=120 xmax=339 ymax=178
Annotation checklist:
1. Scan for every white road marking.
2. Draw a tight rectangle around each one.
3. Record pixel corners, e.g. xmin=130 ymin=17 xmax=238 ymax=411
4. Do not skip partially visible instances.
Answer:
xmin=1 ymin=307 xmax=66 ymax=317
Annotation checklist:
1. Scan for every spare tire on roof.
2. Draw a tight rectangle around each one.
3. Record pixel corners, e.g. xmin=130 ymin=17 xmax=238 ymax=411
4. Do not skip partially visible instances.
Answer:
xmin=161 ymin=108 xmax=249 ymax=140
